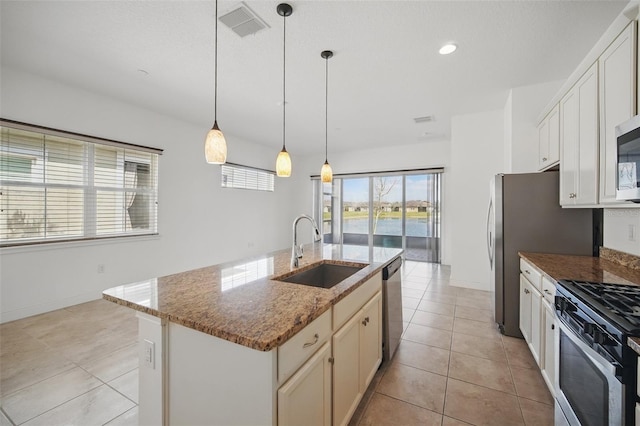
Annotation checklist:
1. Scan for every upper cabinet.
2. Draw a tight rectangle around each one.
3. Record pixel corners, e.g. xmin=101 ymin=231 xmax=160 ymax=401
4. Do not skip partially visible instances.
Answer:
xmin=599 ymin=22 xmax=638 ymax=205
xmin=560 ymin=63 xmax=599 ymax=207
xmin=538 ymin=104 xmax=560 ymax=171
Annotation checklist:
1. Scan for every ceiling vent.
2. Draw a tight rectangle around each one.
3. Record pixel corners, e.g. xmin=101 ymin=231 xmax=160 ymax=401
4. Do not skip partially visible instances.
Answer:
xmin=413 ymin=115 xmax=435 ymax=124
xmin=219 ymin=3 xmax=269 ymax=38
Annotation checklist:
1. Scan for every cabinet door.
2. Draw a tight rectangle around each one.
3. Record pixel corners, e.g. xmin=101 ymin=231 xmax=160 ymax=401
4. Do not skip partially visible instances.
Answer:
xmin=599 ymin=22 xmax=637 ymax=204
xmin=519 ymin=275 xmax=532 ymax=343
xmin=333 ymin=313 xmax=361 ymax=426
xmin=538 ymin=117 xmax=550 ymax=170
xmin=560 ymin=88 xmax=579 ymax=205
xmin=548 ymin=105 xmax=560 ymax=166
xmin=575 ymin=63 xmax=599 ymax=206
xmin=359 ymin=292 xmax=382 ymax=392
xmin=539 ymin=105 xmax=560 ymax=171
xmin=541 ymin=302 xmax=556 ymax=396
xmin=530 ymin=287 xmax=542 ymax=366
xmin=278 ymin=342 xmax=332 ymax=426
xmin=560 ymin=63 xmax=599 ymax=206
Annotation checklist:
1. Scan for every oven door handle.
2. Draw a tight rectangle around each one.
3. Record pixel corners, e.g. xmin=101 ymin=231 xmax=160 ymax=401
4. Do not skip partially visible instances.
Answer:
xmin=558 ymin=319 xmax=620 ymax=377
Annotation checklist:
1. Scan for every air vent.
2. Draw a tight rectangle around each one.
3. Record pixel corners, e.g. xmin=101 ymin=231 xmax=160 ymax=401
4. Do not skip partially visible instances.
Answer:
xmin=413 ymin=115 xmax=435 ymax=124
xmin=219 ymin=3 xmax=269 ymax=38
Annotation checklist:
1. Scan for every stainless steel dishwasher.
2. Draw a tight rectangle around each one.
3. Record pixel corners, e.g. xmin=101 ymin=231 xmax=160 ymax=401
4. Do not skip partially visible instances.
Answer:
xmin=382 ymin=256 xmax=403 ymax=363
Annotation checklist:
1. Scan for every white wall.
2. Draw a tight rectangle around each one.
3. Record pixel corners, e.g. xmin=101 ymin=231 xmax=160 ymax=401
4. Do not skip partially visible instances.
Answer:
xmin=0 ymin=67 xmax=296 ymax=322
xmin=506 ymin=80 xmax=565 ymax=173
xmin=603 ymin=209 xmax=640 ymax=255
xmin=449 ymin=109 xmax=505 ymax=291
xmin=293 ymin=139 xmax=453 ymax=265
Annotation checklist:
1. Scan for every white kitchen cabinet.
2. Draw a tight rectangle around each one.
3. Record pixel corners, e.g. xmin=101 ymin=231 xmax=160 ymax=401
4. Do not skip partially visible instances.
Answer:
xmin=530 ymin=283 xmax=542 ymax=365
xmin=599 ymin=22 xmax=637 ymax=205
xmin=560 ymin=62 xmax=599 ymax=207
xmin=278 ymin=341 xmax=332 ymax=426
xmin=519 ymin=259 xmax=542 ymax=366
xmin=541 ymin=300 xmax=557 ymax=396
xmin=538 ymin=104 xmax=560 ymax=171
xmin=359 ymin=291 xmax=382 ymax=391
xmin=519 ymin=275 xmax=532 ymax=343
xmin=333 ymin=291 xmax=382 ymax=426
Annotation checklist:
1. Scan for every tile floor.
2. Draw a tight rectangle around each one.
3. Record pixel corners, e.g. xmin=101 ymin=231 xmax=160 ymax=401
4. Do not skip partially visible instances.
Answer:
xmin=0 ymin=300 xmax=139 ymax=425
xmin=350 ymin=261 xmax=554 ymax=426
xmin=0 ymin=260 xmax=553 ymax=425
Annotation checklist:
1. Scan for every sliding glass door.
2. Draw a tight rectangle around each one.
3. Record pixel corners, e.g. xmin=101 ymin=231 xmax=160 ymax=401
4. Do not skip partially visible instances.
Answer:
xmin=314 ymin=170 xmax=441 ymax=263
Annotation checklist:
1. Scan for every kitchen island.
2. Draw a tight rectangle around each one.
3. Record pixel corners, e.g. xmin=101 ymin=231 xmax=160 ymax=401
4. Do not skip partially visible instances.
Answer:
xmin=103 ymin=243 xmax=402 ymax=426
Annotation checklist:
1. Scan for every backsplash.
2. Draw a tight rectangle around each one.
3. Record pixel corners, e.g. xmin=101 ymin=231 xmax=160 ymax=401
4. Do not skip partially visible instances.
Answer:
xmin=600 ymin=246 xmax=640 ymax=271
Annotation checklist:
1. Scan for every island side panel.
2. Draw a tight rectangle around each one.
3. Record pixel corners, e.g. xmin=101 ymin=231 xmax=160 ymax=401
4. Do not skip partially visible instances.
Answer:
xmin=137 ymin=312 xmax=167 ymax=426
xmin=168 ymin=322 xmax=278 ymax=425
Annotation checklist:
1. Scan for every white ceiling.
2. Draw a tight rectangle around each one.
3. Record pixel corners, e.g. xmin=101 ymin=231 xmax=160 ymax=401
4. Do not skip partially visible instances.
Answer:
xmin=0 ymin=1 xmax=629 ymax=157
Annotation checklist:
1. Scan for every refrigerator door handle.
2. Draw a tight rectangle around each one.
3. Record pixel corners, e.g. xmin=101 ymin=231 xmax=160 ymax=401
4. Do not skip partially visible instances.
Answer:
xmin=486 ymin=199 xmax=494 ymax=265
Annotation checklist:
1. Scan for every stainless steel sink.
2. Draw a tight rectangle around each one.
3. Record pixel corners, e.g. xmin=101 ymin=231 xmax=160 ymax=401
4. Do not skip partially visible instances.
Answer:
xmin=276 ymin=262 xmax=367 ymax=289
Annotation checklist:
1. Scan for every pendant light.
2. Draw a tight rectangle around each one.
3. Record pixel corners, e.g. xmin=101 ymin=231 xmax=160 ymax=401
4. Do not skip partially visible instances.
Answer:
xmin=320 ymin=50 xmax=333 ymax=183
xmin=204 ymin=0 xmax=227 ymax=164
xmin=276 ymin=3 xmax=292 ymax=177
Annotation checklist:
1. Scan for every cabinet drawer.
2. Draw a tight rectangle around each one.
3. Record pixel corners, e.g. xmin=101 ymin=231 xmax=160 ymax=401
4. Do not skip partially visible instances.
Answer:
xmin=278 ymin=309 xmax=332 ymax=384
xmin=333 ymin=272 xmax=382 ymax=331
xmin=520 ymin=259 xmax=542 ymax=292
xmin=541 ymin=277 xmax=556 ymax=305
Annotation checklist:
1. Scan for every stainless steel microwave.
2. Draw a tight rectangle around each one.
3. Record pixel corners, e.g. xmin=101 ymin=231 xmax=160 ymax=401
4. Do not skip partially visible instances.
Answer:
xmin=616 ymin=115 xmax=640 ymax=202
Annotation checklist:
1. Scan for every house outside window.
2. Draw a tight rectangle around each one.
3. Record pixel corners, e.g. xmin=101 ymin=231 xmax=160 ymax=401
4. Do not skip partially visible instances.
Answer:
xmin=0 ymin=120 xmax=162 ymax=247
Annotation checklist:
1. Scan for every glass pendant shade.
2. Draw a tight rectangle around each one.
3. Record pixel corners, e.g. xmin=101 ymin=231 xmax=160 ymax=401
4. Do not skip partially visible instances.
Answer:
xmin=321 ymin=160 xmax=333 ymax=183
xmin=204 ymin=121 xmax=227 ymax=164
xmin=276 ymin=148 xmax=292 ymax=177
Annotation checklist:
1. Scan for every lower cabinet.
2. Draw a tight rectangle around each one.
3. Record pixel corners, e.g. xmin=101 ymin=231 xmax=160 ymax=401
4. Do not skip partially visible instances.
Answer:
xmin=333 ymin=291 xmax=382 ymax=426
xmin=278 ymin=341 xmax=332 ymax=426
xmin=541 ymin=301 xmax=556 ymax=396
xmin=519 ymin=275 xmax=532 ymax=343
xmin=519 ymin=269 xmax=542 ymax=366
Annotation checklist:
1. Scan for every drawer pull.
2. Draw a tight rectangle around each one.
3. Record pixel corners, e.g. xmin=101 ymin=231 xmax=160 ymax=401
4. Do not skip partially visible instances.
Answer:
xmin=303 ymin=333 xmax=319 ymax=349
xmin=362 ymin=316 xmax=370 ymax=326
xmin=544 ymin=289 xmax=552 ymax=295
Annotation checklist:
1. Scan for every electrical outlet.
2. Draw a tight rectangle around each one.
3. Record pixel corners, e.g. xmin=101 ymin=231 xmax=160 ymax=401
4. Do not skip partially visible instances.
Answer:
xmin=97 ymin=264 xmax=105 ymax=274
xmin=629 ymin=224 xmax=636 ymax=242
xmin=144 ymin=339 xmax=155 ymax=369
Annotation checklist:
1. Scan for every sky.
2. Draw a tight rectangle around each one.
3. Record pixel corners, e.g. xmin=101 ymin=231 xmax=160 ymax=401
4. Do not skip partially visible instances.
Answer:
xmin=340 ymin=174 xmax=434 ymax=203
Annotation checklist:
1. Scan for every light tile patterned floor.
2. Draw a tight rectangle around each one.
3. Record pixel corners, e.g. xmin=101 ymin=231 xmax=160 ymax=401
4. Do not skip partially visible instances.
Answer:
xmin=350 ymin=261 xmax=554 ymax=426
xmin=0 ymin=301 xmax=139 ymax=425
xmin=0 ymin=260 xmax=553 ymax=425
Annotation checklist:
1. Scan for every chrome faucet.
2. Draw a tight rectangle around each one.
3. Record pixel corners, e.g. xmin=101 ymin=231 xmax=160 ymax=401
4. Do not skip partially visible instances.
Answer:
xmin=291 ymin=214 xmax=322 ymax=268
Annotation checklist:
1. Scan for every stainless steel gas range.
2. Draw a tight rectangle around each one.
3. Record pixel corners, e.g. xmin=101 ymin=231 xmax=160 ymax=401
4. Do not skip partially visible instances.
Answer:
xmin=555 ymin=279 xmax=640 ymax=426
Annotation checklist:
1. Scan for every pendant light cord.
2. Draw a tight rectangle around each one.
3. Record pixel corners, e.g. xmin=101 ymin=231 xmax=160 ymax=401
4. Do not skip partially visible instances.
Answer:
xmin=282 ymin=12 xmax=287 ymax=150
xmin=214 ymin=0 xmax=218 ymax=121
xmin=325 ymin=55 xmax=329 ymax=162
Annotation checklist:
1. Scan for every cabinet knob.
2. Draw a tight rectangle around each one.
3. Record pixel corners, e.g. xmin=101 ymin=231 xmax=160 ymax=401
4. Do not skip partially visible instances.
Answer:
xmin=542 ymin=157 xmax=548 ymax=162
xmin=362 ymin=316 xmax=370 ymax=326
xmin=328 ymin=357 xmax=335 ymax=364
xmin=525 ymin=269 xmax=530 ymax=275
xmin=524 ymin=288 xmax=530 ymax=294
xmin=551 ymin=324 xmax=555 ymax=330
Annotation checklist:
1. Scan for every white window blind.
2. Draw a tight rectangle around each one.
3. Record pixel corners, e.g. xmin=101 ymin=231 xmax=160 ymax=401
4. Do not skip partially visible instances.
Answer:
xmin=0 ymin=121 xmax=162 ymax=247
xmin=221 ymin=163 xmax=274 ymax=192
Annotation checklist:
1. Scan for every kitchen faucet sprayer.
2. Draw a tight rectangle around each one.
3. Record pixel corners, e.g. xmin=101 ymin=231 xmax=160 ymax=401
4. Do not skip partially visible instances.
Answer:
xmin=291 ymin=214 xmax=321 ymax=268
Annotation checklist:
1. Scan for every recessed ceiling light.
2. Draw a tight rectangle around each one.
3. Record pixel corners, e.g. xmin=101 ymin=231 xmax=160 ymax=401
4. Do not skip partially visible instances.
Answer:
xmin=439 ymin=43 xmax=457 ymax=55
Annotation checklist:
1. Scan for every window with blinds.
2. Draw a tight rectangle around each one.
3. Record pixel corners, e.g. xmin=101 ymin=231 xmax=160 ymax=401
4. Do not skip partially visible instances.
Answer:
xmin=221 ymin=163 xmax=274 ymax=192
xmin=0 ymin=121 xmax=162 ymax=247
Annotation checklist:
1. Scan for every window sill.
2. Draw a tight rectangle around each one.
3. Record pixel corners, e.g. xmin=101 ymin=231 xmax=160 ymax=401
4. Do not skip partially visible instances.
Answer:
xmin=0 ymin=233 xmax=161 ymax=255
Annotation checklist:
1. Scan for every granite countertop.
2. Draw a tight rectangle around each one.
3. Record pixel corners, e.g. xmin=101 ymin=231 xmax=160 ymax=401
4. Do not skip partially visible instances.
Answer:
xmin=103 ymin=243 xmax=402 ymax=352
xmin=518 ymin=251 xmax=640 ymax=286
xmin=519 ymin=248 xmax=640 ymax=355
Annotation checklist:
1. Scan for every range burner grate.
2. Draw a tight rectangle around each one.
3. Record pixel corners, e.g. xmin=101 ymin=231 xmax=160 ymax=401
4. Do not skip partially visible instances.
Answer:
xmin=562 ymin=280 xmax=640 ymax=328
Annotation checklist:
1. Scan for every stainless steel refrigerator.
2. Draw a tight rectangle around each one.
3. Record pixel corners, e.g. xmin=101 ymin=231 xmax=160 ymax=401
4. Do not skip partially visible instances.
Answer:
xmin=488 ymin=171 xmax=598 ymax=338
